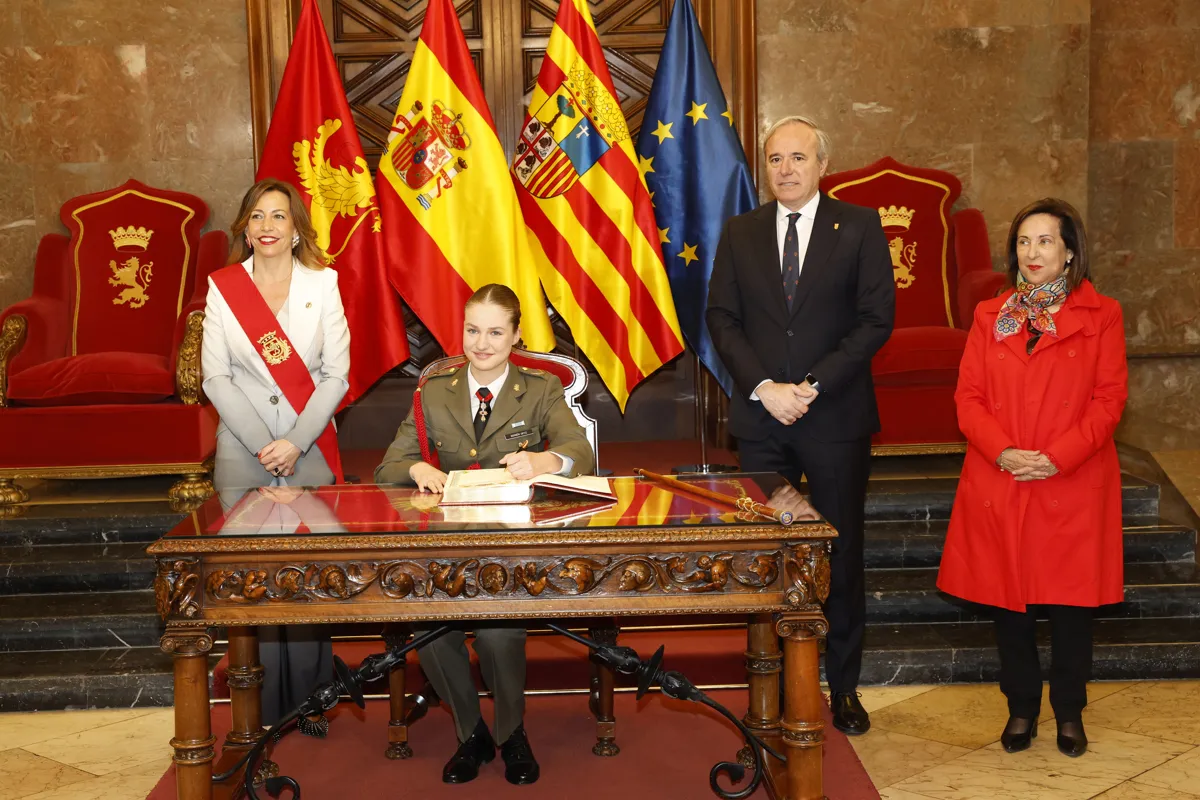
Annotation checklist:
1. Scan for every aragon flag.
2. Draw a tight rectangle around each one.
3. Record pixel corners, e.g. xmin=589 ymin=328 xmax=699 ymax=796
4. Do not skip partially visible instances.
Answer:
xmin=375 ymin=0 xmax=553 ymax=355
xmin=512 ymin=0 xmax=684 ymax=412
xmin=256 ymin=0 xmax=409 ymax=405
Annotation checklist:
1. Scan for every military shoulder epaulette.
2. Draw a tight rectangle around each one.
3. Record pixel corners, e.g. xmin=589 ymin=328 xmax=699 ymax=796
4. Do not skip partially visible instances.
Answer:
xmin=518 ymin=366 xmax=546 ymax=376
xmin=426 ymin=364 xmax=462 ymax=379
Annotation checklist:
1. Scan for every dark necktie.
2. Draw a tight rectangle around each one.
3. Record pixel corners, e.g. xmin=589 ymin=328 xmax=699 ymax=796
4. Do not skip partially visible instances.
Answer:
xmin=474 ymin=387 xmax=492 ymax=442
xmin=782 ymin=212 xmax=801 ymax=311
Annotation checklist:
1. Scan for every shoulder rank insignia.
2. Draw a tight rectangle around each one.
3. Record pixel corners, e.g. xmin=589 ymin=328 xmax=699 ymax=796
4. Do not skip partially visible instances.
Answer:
xmin=519 ymin=366 xmax=545 ymax=376
xmin=428 ymin=364 xmax=461 ymax=380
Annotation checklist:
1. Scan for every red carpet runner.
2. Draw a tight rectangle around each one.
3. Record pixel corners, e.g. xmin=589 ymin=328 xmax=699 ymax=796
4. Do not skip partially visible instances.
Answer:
xmin=148 ymin=691 xmax=878 ymax=799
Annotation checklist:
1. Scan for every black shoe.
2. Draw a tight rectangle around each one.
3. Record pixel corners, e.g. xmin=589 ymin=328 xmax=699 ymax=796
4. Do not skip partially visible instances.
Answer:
xmin=500 ymin=725 xmax=540 ymax=785
xmin=1057 ymin=719 xmax=1087 ymax=757
xmin=1000 ymin=715 xmax=1038 ymax=753
xmin=442 ymin=719 xmax=496 ymax=784
xmin=830 ymin=692 xmax=871 ymax=735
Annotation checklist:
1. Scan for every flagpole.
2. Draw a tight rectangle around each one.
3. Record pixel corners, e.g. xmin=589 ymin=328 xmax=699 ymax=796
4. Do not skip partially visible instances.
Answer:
xmin=673 ymin=353 xmax=738 ymax=475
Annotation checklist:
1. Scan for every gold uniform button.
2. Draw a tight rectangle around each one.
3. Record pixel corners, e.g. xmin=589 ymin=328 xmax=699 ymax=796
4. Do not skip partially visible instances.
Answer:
xmin=269 ymin=395 xmax=279 ymax=405
xmin=469 ymin=448 xmax=477 ymax=457
xmin=436 ymin=441 xmax=443 ymax=447
xmin=305 ymin=302 xmax=312 ymax=309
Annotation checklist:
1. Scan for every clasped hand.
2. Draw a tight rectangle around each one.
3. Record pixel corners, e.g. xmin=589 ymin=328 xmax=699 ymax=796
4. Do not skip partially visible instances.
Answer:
xmin=759 ymin=381 xmax=818 ymax=426
xmin=996 ymin=448 xmax=1059 ymax=481
xmin=258 ymin=439 xmax=301 ymax=478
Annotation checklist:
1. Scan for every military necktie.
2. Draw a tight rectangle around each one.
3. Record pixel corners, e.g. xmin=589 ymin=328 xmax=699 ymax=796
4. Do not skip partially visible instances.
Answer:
xmin=474 ymin=387 xmax=492 ymax=442
xmin=782 ymin=212 xmax=801 ymax=311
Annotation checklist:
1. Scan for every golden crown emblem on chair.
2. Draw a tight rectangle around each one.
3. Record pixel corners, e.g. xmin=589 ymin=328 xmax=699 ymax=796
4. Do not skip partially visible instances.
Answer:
xmin=108 ymin=225 xmax=154 ymax=252
xmin=877 ymin=205 xmax=916 ymax=231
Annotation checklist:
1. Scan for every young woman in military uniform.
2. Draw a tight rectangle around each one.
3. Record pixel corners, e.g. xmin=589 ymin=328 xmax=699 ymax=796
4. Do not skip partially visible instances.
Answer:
xmin=375 ymin=283 xmax=594 ymax=785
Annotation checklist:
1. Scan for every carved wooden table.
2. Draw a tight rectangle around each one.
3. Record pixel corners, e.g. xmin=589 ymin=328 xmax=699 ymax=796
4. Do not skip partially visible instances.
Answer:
xmin=150 ymin=473 xmax=835 ymax=800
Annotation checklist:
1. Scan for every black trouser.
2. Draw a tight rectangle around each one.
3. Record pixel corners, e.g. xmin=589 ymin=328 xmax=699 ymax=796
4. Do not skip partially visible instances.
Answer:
xmin=993 ymin=604 xmax=1094 ymax=723
xmin=740 ymin=434 xmax=871 ymax=694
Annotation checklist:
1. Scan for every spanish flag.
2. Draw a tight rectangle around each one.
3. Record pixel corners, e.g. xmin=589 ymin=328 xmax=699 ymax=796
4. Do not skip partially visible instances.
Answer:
xmin=376 ymin=0 xmax=553 ymax=354
xmin=512 ymin=0 xmax=684 ymax=411
xmin=256 ymin=0 xmax=408 ymax=404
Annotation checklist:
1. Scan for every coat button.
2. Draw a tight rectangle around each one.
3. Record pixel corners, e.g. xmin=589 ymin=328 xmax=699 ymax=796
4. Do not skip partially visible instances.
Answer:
xmin=436 ymin=441 xmax=442 ymax=448
xmin=1063 ymin=401 xmax=1070 ymax=407
xmin=787 ymin=330 xmax=794 ymax=337
xmin=1052 ymin=500 xmax=1059 ymax=507
xmin=305 ymin=302 xmax=312 ymax=309
xmin=469 ymin=448 xmax=477 ymax=457
xmin=269 ymin=395 xmax=279 ymax=405
xmin=994 ymin=402 xmax=1002 ymax=410
xmin=998 ymin=352 xmax=1005 ymax=360
xmin=983 ymin=500 xmax=991 ymax=508
xmin=1068 ymin=350 xmax=1076 ymax=357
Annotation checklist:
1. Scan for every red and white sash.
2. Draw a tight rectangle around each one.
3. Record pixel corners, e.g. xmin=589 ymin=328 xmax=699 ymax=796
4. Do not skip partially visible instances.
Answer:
xmin=211 ymin=265 xmax=344 ymax=483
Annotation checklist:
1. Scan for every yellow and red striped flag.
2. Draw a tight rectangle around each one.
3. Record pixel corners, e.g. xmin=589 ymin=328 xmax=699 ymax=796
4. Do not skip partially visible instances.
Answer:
xmin=376 ymin=0 xmax=553 ymax=354
xmin=512 ymin=0 xmax=684 ymax=411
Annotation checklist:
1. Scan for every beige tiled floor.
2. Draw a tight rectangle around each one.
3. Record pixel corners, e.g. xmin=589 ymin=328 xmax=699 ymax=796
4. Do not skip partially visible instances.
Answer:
xmin=858 ymin=680 xmax=1200 ymax=800
xmin=1 ymin=682 xmax=1199 ymax=799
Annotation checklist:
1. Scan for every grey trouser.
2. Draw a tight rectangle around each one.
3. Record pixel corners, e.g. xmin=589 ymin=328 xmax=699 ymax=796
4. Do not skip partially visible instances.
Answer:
xmin=417 ymin=624 xmax=527 ymax=743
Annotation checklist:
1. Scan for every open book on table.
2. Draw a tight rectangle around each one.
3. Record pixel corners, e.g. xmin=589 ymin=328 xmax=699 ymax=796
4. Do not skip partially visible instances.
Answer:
xmin=438 ymin=498 xmax=617 ymax=527
xmin=438 ymin=468 xmax=616 ymax=506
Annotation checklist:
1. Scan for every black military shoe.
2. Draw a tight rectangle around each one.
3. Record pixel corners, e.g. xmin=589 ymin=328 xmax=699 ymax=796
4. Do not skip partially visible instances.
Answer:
xmin=442 ymin=719 xmax=496 ymax=784
xmin=830 ymin=692 xmax=871 ymax=735
xmin=500 ymin=725 xmax=540 ymax=785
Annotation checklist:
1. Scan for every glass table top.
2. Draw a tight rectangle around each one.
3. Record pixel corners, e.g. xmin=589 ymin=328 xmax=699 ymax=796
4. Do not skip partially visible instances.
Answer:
xmin=163 ymin=472 xmax=822 ymax=539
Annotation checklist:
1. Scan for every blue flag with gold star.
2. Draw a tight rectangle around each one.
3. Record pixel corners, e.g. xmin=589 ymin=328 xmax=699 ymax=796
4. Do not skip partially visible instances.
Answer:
xmin=636 ymin=0 xmax=757 ymax=396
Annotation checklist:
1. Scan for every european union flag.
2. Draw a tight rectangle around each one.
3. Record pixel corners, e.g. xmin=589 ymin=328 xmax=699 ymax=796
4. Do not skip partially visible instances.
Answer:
xmin=635 ymin=0 xmax=757 ymax=396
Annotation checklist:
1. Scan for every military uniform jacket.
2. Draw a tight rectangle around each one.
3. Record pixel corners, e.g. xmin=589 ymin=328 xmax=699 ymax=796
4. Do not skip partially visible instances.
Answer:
xmin=374 ymin=363 xmax=595 ymax=484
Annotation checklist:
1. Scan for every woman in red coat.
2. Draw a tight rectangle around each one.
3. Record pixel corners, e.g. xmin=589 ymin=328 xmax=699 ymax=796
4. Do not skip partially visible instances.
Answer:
xmin=937 ymin=198 xmax=1127 ymax=759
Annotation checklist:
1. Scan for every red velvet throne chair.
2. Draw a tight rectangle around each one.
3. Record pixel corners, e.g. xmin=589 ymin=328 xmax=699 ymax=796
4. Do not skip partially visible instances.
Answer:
xmin=0 ymin=179 xmax=227 ymax=509
xmin=820 ymin=157 xmax=1006 ymax=450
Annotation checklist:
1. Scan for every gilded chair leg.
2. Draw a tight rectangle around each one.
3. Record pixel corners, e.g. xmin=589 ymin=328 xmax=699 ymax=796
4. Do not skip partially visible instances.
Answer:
xmin=0 ymin=478 xmax=28 ymax=507
xmin=169 ymin=472 xmax=214 ymax=512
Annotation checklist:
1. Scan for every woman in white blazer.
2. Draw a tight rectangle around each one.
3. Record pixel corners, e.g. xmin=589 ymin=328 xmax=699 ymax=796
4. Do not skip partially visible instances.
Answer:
xmin=201 ymin=178 xmax=350 ymax=733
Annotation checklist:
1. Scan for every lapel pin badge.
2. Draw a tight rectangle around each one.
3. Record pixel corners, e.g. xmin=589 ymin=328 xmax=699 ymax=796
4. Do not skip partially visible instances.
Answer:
xmin=834 ymin=223 xmax=840 ymax=230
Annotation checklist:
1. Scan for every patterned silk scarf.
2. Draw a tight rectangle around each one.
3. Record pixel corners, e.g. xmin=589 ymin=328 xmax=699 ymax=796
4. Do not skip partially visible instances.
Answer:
xmin=993 ymin=275 xmax=1071 ymax=342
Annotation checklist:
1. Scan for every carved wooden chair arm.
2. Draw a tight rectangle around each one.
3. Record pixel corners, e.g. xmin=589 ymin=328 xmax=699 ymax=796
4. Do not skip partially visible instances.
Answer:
xmin=0 ymin=314 xmax=29 ymax=408
xmin=175 ymin=310 xmax=205 ymax=405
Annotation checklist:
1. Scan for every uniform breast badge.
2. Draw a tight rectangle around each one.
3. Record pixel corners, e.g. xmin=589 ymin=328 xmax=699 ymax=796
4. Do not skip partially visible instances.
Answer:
xmin=258 ymin=331 xmax=292 ymax=365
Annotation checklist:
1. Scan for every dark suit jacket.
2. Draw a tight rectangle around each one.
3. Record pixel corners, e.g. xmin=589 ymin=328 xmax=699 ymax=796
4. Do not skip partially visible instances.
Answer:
xmin=706 ymin=195 xmax=895 ymax=442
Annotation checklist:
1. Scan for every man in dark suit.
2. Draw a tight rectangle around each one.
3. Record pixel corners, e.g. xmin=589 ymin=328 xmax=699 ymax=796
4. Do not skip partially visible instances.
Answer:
xmin=707 ymin=116 xmax=895 ymax=734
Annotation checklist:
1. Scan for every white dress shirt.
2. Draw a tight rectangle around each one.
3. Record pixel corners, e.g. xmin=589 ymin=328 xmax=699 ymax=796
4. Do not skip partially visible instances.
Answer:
xmin=467 ymin=363 xmax=573 ymax=475
xmin=751 ymin=193 xmax=822 ymax=401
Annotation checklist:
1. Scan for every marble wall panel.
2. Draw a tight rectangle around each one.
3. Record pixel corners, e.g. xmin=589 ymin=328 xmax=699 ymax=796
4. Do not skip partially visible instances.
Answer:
xmin=1092 ymin=0 xmax=1188 ymax=31
xmin=971 ymin=139 xmax=1090 ymax=262
xmin=0 ymin=164 xmax=36 ymax=310
xmin=16 ymin=0 xmax=248 ymax=48
xmin=1087 ymin=141 xmax=1175 ymax=253
xmin=1090 ymin=26 xmax=1200 ymax=142
xmin=758 ymin=22 xmax=1088 ymax=154
xmin=1175 ymin=140 xmax=1200 ymax=249
xmin=1119 ymin=359 xmax=1200 ymax=451
xmin=145 ymin=40 xmax=253 ymax=161
xmin=1093 ymin=249 xmax=1200 ymax=355
xmin=0 ymin=44 xmax=153 ymax=166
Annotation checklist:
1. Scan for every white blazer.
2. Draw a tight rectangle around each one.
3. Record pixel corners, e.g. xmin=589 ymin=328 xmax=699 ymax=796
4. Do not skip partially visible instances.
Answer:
xmin=201 ymin=257 xmax=350 ymax=442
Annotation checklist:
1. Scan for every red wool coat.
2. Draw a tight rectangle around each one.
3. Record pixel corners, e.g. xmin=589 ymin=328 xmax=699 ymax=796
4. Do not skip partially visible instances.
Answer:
xmin=937 ymin=279 xmax=1128 ymax=611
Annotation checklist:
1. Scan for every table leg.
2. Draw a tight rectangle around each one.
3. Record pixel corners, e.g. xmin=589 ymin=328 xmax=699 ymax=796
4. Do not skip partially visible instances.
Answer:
xmin=383 ymin=627 xmax=413 ymax=759
xmin=162 ymin=628 xmax=215 ymax=800
xmin=739 ymin=613 xmax=783 ymax=766
xmin=588 ymin=623 xmax=619 ymax=756
xmin=215 ymin=626 xmax=275 ymax=791
xmin=778 ymin=616 xmax=826 ymax=800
